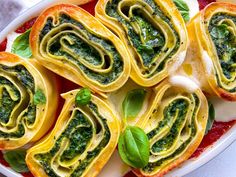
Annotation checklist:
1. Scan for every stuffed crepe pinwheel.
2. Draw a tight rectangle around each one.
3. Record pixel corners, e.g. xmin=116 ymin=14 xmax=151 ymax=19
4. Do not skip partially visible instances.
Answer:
xmin=30 ymin=4 xmax=130 ymax=94
xmin=95 ymin=0 xmax=188 ymax=87
xmin=187 ymin=2 xmax=236 ymax=101
xmin=0 ymin=52 xmax=58 ymax=149
xmin=26 ymin=89 xmax=120 ymax=177
xmin=134 ymin=76 xmax=208 ymax=177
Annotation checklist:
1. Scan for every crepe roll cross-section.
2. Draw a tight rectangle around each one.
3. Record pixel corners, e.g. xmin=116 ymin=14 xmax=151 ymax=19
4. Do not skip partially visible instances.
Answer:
xmin=30 ymin=4 xmax=131 ymax=94
xmin=188 ymin=2 xmax=236 ymax=101
xmin=96 ymin=0 xmax=188 ymax=87
xmin=134 ymin=76 xmax=208 ymax=177
xmin=0 ymin=52 xmax=58 ymax=150
xmin=26 ymin=89 xmax=120 ymax=177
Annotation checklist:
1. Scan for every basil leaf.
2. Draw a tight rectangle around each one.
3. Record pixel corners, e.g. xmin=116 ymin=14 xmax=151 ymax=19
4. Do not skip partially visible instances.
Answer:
xmin=205 ymin=101 xmax=215 ymax=135
xmin=75 ymin=88 xmax=91 ymax=106
xmin=11 ymin=29 xmax=32 ymax=58
xmin=118 ymin=126 xmax=150 ymax=168
xmin=211 ymin=24 xmax=229 ymax=39
xmin=173 ymin=0 xmax=190 ymax=22
xmin=122 ymin=89 xmax=146 ymax=119
xmin=3 ymin=150 xmax=29 ymax=173
xmin=33 ymin=89 xmax=46 ymax=105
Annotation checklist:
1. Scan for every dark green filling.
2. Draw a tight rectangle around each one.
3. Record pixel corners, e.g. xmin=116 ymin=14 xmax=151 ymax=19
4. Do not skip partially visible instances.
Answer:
xmin=0 ymin=64 xmax=37 ymax=138
xmin=39 ymin=14 xmax=124 ymax=85
xmin=143 ymin=94 xmax=199 ymax=172
xmin=0 ymin=77 xmax=20 ymax=124
xmin=105 ymin=0 xmax=180 ymax=76
xmin=209 ymin=13 xmax=236 ymax=92
xmin=149 ymin=99 xmax=188 ymax=152
xmin=35 ymin=102 xmax=111 ymax=177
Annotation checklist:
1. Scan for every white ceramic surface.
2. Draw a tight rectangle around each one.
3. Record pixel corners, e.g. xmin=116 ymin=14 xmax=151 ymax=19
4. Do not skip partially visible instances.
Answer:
xmin=0 ymin=0 xmax=236 ymax=177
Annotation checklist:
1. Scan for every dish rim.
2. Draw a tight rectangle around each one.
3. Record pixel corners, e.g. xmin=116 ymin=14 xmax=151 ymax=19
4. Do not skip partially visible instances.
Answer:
xmin=0 ymin=0 xmax=236 ymax=177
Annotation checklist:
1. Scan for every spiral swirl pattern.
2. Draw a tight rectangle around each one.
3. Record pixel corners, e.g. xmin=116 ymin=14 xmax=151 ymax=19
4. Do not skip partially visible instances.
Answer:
xmin=26 ymin=90 xmax=120 ymax=177
xmin=0 ymin=52 xmax=58 ymax=149
xmin=134 ymin=79 xmax=208 ymax=177
xmin=187 ymin=2 xmax=236 ymax=100
xmin=30 ymin=4 xmax=130 ymax=93
xmin=96 ymin=0 xmax=188 ymax=86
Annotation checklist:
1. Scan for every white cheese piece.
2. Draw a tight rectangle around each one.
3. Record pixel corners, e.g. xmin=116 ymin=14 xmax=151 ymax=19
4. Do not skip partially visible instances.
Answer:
xmin=5 ymin=32 xmax=21 ymax=52
xmin=98 ymin=150 xmax=130 ymax=177
xmin=210 ymin=97 xmax=236 ymax=122
xmin=169 ymin=75 xmax=199 ymax=93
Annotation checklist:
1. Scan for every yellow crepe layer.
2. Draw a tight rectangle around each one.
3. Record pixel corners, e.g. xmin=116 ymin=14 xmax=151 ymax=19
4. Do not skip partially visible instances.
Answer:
xmin=26 ymin=89 xmax=120 ymax=177
xmin=187 ymin=2 xmax=236 ymax=101
xmin=95 ymin=0 xmax=188 ymax=87
xmin=133 ymin=78 xmax=208 ymax=177
xmin=0 ymin=52 xmax=58 ymax=149
xmin=30 ymin=4 xmax=131 ymax=94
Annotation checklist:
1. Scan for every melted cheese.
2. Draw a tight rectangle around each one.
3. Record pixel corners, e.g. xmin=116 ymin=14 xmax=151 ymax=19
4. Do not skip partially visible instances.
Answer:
xmin=169 ymin=75 xmax=199 ymax=93
xmin=210 ymin=97 xmax=236 ymax=122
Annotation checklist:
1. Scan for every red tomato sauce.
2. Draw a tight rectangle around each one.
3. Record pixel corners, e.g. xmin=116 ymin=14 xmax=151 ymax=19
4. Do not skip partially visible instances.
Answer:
xmin=0 ymin=39 xmax=7 ymax=52
xmin=15 ymin=17 xmax=37 ymax=33
xmin=123 ymin=171 xmax=137 ymax=177
xmin=198 ymin=0 xmax=216 ymax=10
xmin=191 ymin=120 xmax=236 ymax=158
xmin=80 ymin=0 xmax=98 ymax=16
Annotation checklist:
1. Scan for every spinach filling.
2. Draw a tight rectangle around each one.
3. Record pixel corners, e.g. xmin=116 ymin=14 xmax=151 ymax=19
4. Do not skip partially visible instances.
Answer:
xmin=105 ymin=0 xmax=180 ymax=77
xmin=35 ymin=102 xmax=111 ymax=177
xmin=143 ymin=94 xmax=199 ymax=173
xmin=0 ymin=64 xmax=37 ymax=138
xmin=0 ymin=77 xmax=20 ymax=124
xmin=208 ymin=13 xmax=236 ymax=92
xmin=39 ymin=14 xmax=124 ymax=85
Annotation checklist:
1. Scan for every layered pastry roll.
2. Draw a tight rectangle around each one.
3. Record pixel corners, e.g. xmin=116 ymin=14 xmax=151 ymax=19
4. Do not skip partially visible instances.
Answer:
xmin=26 ymin=89 xmax=120 ymax=177
xmin=134 ymin=76 xmax=208 ymax=177
xmin=30 ymin=4 xmax=131 ymax=93
xmin=187 ymin=2 xmax=236 ymax=101
xmin=96 ymin=0 xmax=188 ymax=86
xmin=0 ymin=52 xmax=58 ymax=149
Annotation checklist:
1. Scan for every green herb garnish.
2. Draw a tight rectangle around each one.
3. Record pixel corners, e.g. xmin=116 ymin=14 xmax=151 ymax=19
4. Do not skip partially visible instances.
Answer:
xmin=3 ymin=150 xmax=29 ymax=173
xmin=119 ymin=88 xmax=149 ymax=168
xmin=75 ymin=88 xmax=91 ymax=106
xmin=173 ymin=0 xmax=190 ymax=22
xmin=11 ymin=29 xmax=32 ymax=58
xmin=118 ymin=126 xmax=150 ymax=168
xmin=205 ymin=101 xmax=215 ymax=135
xmin=122 ymin=89 xmax=146 ymax=120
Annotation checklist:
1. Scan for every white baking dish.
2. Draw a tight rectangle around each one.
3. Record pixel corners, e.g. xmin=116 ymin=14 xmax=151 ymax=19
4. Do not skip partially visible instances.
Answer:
xmin=0 ymin=0 xmax=236 ymax=176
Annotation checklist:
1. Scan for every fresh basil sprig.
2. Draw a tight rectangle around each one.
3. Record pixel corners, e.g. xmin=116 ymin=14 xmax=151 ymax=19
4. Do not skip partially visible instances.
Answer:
xmin=122 ymin=89 xmax=146 ymax=120
xmin=11 ymin=29 xmax=32 ymax=58
xmin=205 ymin=101 xmax=215 ymax=135
xmin=3 ymin=150 xmax=29 ymax=173
xmin=75 ymin=88 xmax=91 ymax=106
xmin=118 ymin=126 xmax=150 ymax=168
xmin=118 ymin=89 xmax=149 ymax=168
xmin=173 ymin=0 xmax=190 ymax=22
xmin=33 ymin=89 xmax=46 ymax=105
